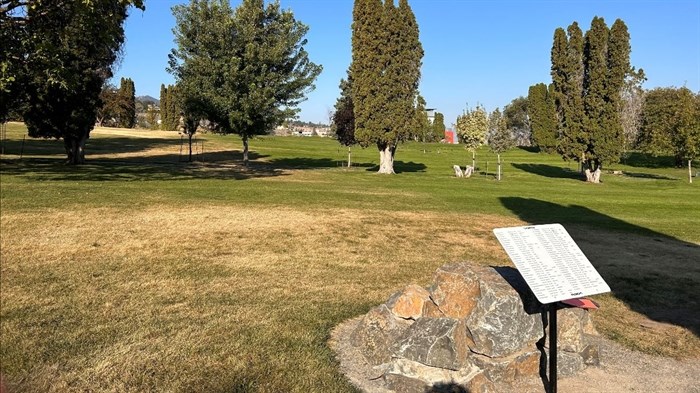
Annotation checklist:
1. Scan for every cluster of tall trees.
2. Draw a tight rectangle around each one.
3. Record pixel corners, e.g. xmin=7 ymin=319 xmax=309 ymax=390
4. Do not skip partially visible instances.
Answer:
xmin=548 ymin=17 xmax=632 ymax=182
xmin=159 ymin=84 xmax=181 ymax=131
xmin=97 ymin=77 xmax=136 ymax=128
xmin=169 ymin=0 xmax=322 ymax=165
xmin=348 ymin=0 xmax=423 ymax=174
xmin=1 ymin=0 xmax=144 ymax=164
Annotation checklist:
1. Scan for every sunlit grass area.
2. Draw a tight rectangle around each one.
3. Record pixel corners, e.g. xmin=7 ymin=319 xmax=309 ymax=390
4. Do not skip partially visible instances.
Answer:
xmin=1 ymin=123 xmax=698 ymax=392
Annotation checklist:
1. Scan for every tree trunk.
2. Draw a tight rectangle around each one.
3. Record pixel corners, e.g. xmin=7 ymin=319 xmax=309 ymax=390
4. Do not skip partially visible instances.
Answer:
xmin=347 ymin=146 xmax=352 ymax=168
xmin=377 ymin=143 xmax=395 ymax=174
xmin=472 ymin=150 xmax=476 ymax=171
xmin=64 ymin=134 xmax=87 ymax=165
xmin=242 ymin=136 xmax=249 ymax=166
xmin=583 ymin=159 xmax=602 ymax=183
xmin=188 ymin=134 xmax=193 ymax=162
xmin=689 ymin=159 xmax=693 ymax=184
xmin=497 ymin=153 xmax=502 ymax=181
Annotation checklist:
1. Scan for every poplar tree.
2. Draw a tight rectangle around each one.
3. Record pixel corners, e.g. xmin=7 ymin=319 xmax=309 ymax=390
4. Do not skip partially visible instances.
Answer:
xmin=351 ymin=0 xmax=422 ymax=174
xmin=332 ymin=77 xmax=356 ymax=167
xmin=528 ymin=83 xmax=557 ymax=152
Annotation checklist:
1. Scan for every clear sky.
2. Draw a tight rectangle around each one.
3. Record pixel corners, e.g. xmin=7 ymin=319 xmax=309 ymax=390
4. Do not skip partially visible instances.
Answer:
xmin=114 ymin=0 xmax=700 ymax=126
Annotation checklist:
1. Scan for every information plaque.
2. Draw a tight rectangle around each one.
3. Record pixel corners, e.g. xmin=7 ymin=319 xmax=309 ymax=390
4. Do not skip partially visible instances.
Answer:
xmin=493 ymin=224 xmax=610 ymax=304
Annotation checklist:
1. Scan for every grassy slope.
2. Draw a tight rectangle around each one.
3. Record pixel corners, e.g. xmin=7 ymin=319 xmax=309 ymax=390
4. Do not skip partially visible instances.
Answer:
xmin=1 ymin=123 xmax=698 ymax=392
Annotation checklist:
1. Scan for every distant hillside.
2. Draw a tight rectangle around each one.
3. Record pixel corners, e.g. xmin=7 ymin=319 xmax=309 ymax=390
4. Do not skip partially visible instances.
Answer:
xmin=137 ymin=95 xmax=159 ymax=105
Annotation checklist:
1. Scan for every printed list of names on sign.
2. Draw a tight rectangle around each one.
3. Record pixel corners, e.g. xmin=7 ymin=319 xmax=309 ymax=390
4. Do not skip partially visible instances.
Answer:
xmin=493 ymin=224 xmax=610 ymax=304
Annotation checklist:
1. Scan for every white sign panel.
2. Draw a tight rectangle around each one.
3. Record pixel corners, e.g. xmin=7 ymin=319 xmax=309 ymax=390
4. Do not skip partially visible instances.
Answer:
xmin=493 ymin=224 xmax=610 ymax=304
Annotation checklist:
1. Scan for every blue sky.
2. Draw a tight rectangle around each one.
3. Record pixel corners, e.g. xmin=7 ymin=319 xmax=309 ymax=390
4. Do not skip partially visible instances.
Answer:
xmin=114 ymin=0 xmax=700 ymax=126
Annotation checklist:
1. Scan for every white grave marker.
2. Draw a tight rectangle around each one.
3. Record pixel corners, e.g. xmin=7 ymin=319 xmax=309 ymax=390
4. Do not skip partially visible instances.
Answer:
xmin=493 ymin=224 xmax=610 ymax=304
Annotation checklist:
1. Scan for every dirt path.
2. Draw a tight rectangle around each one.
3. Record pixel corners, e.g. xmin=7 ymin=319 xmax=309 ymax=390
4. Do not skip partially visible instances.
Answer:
xmin=331 ymin=317 xmax=700 ymax=393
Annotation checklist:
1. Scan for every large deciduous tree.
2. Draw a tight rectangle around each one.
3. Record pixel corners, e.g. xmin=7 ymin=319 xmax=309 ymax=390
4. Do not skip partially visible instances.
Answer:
xmin=2 ymin=0 xmax=144 ymax=164
xmin=639 ymin=87 xmax=700 ymax=183
xmin=620 ymin=67 xmax=646 ymax=155
xmin=351 ymin=0 xmax=423 ymax=174
xmin=551 ymin=17 xmax=632 ymax=182
xmin=503 ymin=96 xmax=530 ymax=146
xmin=456 ymin=104 xmax=488 ymax=169
xmin=169 ymin=0 xmax=322 ymax=166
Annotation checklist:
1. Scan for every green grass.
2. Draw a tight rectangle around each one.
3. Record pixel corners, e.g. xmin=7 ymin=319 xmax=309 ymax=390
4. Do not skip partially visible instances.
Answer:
xmin=1 ymin=123 xmax=698 ymax=392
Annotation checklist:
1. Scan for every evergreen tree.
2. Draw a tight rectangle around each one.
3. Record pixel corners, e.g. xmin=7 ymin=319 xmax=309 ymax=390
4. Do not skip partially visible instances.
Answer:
xmin=332 ymin=77 xmax=356 ymax=167
xmin=351 ymin=0 xmax=423 ymax=174
xmin=528 ymin=83 xmax=557 ymax=152
xmin=118 ymin=77 xmax=136 ymax=128
xmin=159 ymin=84 xmax=169 ymax=130
xmin=414 ymin=95 xmax=432 ymax=143
xmin=432 ymin=112 xmax=446 ymax=141
xmin=165 ymin=84 xmax=181 ymax=131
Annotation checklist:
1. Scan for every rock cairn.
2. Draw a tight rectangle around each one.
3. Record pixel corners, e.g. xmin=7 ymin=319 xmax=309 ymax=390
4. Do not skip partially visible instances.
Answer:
xmin=346 ymin=263 xmax=600 ymax=392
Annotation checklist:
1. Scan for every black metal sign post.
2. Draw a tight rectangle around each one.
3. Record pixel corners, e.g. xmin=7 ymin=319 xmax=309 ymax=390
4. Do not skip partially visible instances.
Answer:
xmin=493 ymin=224 xmax=612 ymax=393
xmin=549 ymin=303 xmax=558 ymax=393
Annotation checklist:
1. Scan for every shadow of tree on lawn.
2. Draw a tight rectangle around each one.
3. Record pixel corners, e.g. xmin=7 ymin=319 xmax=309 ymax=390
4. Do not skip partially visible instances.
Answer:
xmin=364 ymin=161 xmax=427 ymax=173
xmin=511 ymin=163 xmax=582 ymax=180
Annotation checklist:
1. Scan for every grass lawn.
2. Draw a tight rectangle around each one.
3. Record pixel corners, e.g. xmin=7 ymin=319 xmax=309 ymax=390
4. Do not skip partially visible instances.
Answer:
xmin=1 ymin=123 xmax=698 ymax=392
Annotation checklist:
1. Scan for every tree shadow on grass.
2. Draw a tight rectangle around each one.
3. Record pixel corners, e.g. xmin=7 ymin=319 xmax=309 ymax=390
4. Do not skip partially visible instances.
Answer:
xmin=511 ymin=163 xmax=582 ymax=180
xmin=0 ymin=150 xmax=283 ymax=182
xmin=1 ymin=136 xmax=182 ymax=158
xmin=621 ymin=172 xmax=677 ymax=180
xmin=621 ymin=152 xmax=676 ymax=169
xmin=518 ymin=146 xmax=541 ymax=153
xmin=499 ymin=197 xmax=700 ymax=337
xmin=364 ymin=161 xmax=428 ymax=173
xmin=268 ymin=157 xmax=375 ymax=169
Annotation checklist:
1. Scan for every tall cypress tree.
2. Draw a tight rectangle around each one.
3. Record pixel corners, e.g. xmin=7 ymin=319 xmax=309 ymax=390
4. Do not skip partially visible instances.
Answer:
xmin=118 ymin=77 xmax=136 ymax=128
xmin=528 ymin=83 xmax=557 ymax=153
xmin=432 ymin=112 xmax=446 ymax=141
xmin=554 ymin=22 xmax=586 ymax=164
xmin=159 ymin=84 xmax=168 ymax=130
